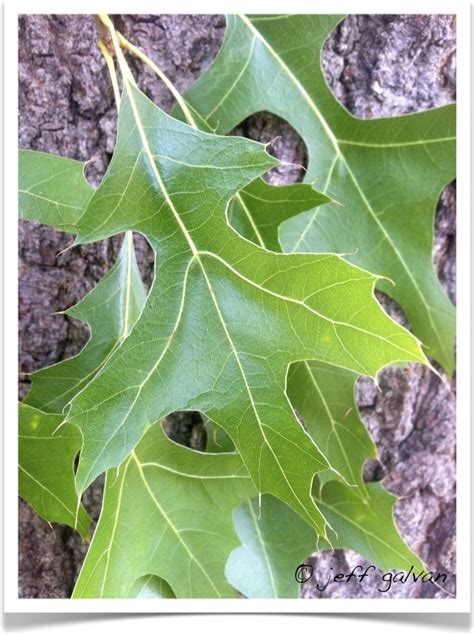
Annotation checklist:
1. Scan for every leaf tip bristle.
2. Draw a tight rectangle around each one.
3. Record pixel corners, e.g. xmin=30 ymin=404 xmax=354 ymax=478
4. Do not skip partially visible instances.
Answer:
xmin=264 ymin=135 xmax=281 ymax=151
xmin=55 ymin=243 xmax=76 ymax=260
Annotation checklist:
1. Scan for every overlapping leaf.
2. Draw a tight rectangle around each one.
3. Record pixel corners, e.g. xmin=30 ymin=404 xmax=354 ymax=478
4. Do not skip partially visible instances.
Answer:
xmin=181 ymin=14 xmax=456 ymax=373
xmin=24 ymin=234 xmax=147 ymax=414
xmin=226 ymin=495 xmax=316 ymax=598
xmin=58 ymin=82 xmax=426 ymax=540
xmin=19 ymin=153 xmax=147 ymax=543
xmin=220 ymin=111 xmax=425 ymax=594
xmin=19 ymin=150 xmax=93 ymax=232
xmin=18 ymin=231 xmax=148 ymax=555
xmin=72 ymin=423 xmax=256 ymax=598
xmin=19 ymin=403 xmax=90 ymax=539
xmin=224 ymin=482 xmax=427 ymax=598
xmin=226 ymin=164 xmax=376 ymax=491
xmin=19 ymin=150 xmax=147 ymax=415
xmin=287 ymin=362 xmax=375 ymax=491
xmin=17 ymin=15 xmax=444 ymax=598
xmin=229 ymin=178 xmax=330 ymax=252
xmin=19 ymin=152 xmax=252 ymax=598
xmin=314 ymin=480 xmax=425 ymax=575
xmin=19 ymin=152 xmax=143 ymax=528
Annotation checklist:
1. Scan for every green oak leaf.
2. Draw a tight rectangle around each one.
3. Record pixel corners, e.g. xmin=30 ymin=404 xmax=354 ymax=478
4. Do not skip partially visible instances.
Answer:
xmin=19 ymin=151 xmax=146 ymax=547
xmin=126 ymin=575 xmax=175 ymax=599
xmin=223 ymin=166 xmax=424 ymax=594
xmin=315 ymin=480 xmax=426 ymax=575
xmin=226 ymin=160 xmax=376 ymax=492
xmin=229 ymin=178 xmax=330 ymax=252
xmin=24 ymin=233 xmax=147 ymax=414
xmin=19 ymin=149 xmax=93 ymax=232
xmin=19 ymin=403 xmax=90 ymax=540
xmin=181 ymin=14 xmax=456 ymax=373
xmin=72 ymin=423 xmax=256 ymax=598
xmin=205 ymin=418 xmax=235 ymax=453
xmin=287 ymin=361 xmax=375 ymax=491
xmin=60 ymin=81 xmax=426 ymax=539
xmin=222 ymin=474 xmax=428 ymax=598
xmin=226 ymin=495 xmax=316 ymax=598
xmin=226 ymin=481 xmax=427 ymax=598
xmin=19 ymin=150 xmax=146 ymax=416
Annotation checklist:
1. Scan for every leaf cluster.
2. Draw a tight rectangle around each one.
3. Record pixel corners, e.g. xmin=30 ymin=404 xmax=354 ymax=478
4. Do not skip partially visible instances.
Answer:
xmin=18 ymin=14 xmax=455 ymax=598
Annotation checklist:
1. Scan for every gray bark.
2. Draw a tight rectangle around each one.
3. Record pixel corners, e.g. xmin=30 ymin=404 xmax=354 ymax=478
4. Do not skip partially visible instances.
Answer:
xmin=18 ymin=14 xmax=456 ymax=599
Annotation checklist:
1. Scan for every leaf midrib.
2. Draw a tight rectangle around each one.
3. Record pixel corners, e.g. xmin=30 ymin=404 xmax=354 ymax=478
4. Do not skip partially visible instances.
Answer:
xmin=139 ymin=459 xmax=251 ymax=480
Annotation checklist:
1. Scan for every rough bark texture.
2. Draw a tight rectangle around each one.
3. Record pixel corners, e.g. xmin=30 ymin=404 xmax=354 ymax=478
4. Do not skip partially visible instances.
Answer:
xmin=18 ymin=14 xmax=456 ymax=599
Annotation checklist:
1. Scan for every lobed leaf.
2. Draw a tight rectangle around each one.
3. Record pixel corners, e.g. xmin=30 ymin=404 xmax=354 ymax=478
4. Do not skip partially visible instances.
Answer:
xmin=181 ymin=14 xmax=456 ymax=373
xmin=19 ymin=149 xmax=93 ymax=232
xmin=61 ymin=83 xmax=426 ymax=540
xmin=73 ymin=423 xmax=256 ymax=598
xmin=315 ymin=480 xmax=426 ymax=576
xmin=19 ymin=403 xmax=90 ymax=540
xmin=226 ymin=156 xmax=376 ymax=492
xmin=226 ymin=495 xmax=316 ymax=598
xmin=229 ymin=178 xmax=330 ymax=252
xmin=24 ymin=234 xmax=147 ymax=414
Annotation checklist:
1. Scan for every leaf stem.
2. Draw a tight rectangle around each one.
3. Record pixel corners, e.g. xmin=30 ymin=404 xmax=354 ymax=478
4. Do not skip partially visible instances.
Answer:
xmin=97 ymin=17 xmax=136 ymax=332
xmin=98 ymin=40 xmax=121 ymax=108
xmin=116 ymin=31 xmax=198 ymax=130
xmin=97 ymin=14 xmax=137 ymax=88
xmin=97 ymin=13 xmax=196 ymax=129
